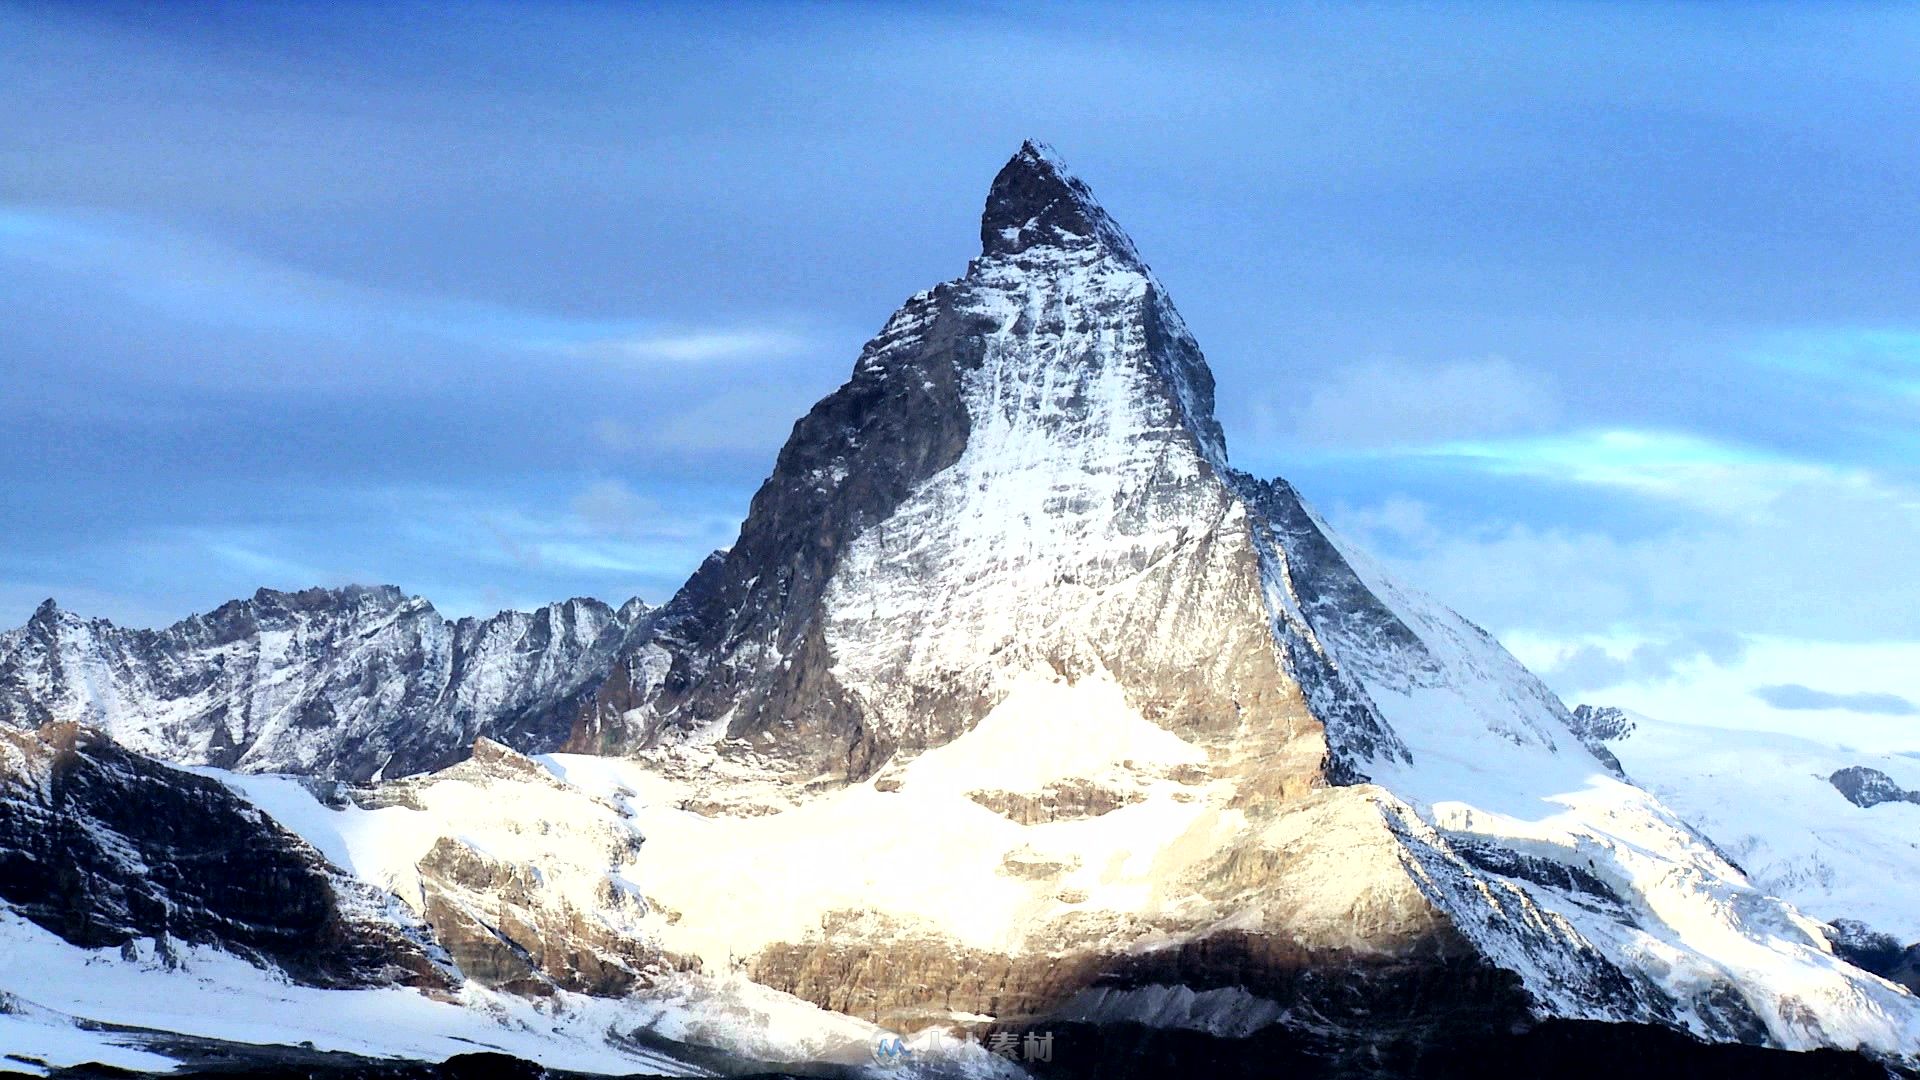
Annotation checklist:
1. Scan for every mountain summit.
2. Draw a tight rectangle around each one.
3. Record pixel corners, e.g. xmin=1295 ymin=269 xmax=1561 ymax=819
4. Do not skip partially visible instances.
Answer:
xmin=980 ymin=140 xmax=1144 ymax=262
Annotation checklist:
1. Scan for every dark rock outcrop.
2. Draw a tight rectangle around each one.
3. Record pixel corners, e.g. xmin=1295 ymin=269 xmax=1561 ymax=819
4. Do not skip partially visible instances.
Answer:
xmin=1825 ymin=918 xmax=1920 ymax=994
xmin=0 ymin=722 xmax=453 ymax=988
xmin=1568 ymin=704 xmax=1636 ymax=743
xmin=1565 ymin=703 xmax=1635 ymax=776
xmin=1828 ymin=765 xmax=1920 ymax=809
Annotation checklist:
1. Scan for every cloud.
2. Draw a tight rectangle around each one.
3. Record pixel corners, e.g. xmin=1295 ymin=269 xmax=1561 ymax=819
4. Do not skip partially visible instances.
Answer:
xmin=1321 ymin=433 xmax=1920 ymax=643
xmin=590 ymin=419 xmax=647 ymax=453
xmin=646 ymin=381 xmax=826 ymax=454
xmin=1503 ymin=633 xmax=1920 ymax=749
xmin=386 ymin=484 xmax=740 ymax=587
xmin=1536 ymin=630 xmax=1749 ymax=694
xmin=1402 ymin=429 xmax=1886 ymax=519
xmin=1752 ymin=683 xmax=1918 ymax=716
xmin=0 ymin=205 xmax=813 ymax=379
xmin=548 ymin=330 xmax=811 ymax=366
xmin=1748 ymin=327 xmax=1920 ymax=399
xmin=1290 ymin=356 xmax=1559 ymax=449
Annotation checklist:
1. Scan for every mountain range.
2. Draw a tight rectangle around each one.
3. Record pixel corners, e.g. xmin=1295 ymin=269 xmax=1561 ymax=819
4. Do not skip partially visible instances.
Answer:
xmin=1 ymin=143 xmax=1914 ymax=1079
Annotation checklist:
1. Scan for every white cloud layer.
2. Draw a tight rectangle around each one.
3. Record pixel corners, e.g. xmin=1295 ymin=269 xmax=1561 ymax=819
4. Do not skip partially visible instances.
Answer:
xmin=1325 ymin=427 xmax=1920 ymax=749
xmin=1332 ymin=435 xmax=1920 ymax=642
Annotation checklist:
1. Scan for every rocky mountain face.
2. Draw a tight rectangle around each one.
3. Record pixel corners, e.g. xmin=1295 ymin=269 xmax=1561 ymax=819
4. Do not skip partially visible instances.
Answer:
xmin=279 ymin=738 xmax=682 ymax=998
xmin=1827 ymin=920 xmax=1920 ymax=997
xmin=1569 ymin=704 xmax=1637 ymax=742
xmin=0 ymin=721 xmax=452 ymax=989
xmin=573 ymin=142 xmax=1398 ymax=790
xmin=0 ymin=587 xmax=649 ymax=781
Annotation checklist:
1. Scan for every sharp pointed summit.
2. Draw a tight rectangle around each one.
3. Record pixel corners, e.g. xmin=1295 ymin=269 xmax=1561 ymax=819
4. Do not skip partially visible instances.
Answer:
xmin=980 ymin=140 xmax=1142 ymax=263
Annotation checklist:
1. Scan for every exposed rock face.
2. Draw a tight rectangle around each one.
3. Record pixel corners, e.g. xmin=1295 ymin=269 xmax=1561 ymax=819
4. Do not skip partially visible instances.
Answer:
xmin=1569 ymin=704 xmax=1636 ymax=743
xmin=579 ymin=142 xmax=1393 ymax=795
xmin=1828 ymin=765 xmax=1920 ymax=809
xmin=322 ymin=739 xmax=682 ymax=997
xmin=0 ymin=722 xmax=452 ymax=989
xmin=0 ymin=587 xmax=649 ymax=781
xmin=1566 ymin=703 xmax=1634 ymax=775
xmin=1825 ymin=919 xmax=1920 ymax=996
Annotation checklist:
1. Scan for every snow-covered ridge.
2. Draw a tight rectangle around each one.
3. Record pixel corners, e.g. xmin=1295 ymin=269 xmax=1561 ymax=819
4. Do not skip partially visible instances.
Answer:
xmin=1577 ymin=705 xmax=1920 ymax=947
xmin=0 ymin=587 xmax=651 ymax=781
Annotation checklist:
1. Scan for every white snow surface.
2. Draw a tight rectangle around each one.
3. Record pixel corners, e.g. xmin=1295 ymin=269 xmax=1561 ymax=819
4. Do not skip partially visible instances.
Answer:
xmin=1602 ymin=708 xmax=1920 ymax=943
xmin=1300 ymin=515 xmax=1920 ymax=1057
xmin=547 ymin=671 xmax=1244 ymax=964
xmin=0 ymin=908 xmax=695 ymax=1075
xmin=187 ymin=757 xmax=1027 ymax=1078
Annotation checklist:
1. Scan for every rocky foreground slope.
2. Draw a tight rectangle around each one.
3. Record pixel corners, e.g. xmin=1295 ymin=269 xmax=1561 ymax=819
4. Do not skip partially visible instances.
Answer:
xmin=1 ymin=143 xmax=1916 ymax=1076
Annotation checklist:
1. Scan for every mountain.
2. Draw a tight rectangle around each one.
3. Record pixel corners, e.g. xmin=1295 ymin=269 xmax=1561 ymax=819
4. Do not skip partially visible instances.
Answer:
xmin=0 ymin=587 xmax=649 ymax=781
xmin=1573 ymin=703 xmax=1920 ymax=994
xmin=572 ymin=141 xmax=1402 ymax=786
xmin=537 ymin=142 xmax=1920 ymax=1066
xmin=1829 ymin=765 xmax=1920 ymax=810
xmin=2 ymin=143 xmax=1917 ymax=1077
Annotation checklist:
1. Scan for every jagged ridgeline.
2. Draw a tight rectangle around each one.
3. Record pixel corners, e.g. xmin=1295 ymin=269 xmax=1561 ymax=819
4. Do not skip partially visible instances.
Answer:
xmin=0 ymin=587 xmax=650 ymax=780
xmin=2 ymin=143 xmax=1917 ymax=1074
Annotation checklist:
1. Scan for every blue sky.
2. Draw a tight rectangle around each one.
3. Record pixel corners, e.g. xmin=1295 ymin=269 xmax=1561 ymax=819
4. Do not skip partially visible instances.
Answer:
xmin=3 ymin=2 xmax=1917 ymax=728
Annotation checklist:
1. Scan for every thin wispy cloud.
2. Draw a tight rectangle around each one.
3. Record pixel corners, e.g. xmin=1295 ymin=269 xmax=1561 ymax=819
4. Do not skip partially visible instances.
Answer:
xmin=0 ymin=205 xmax=814 ymax=376
xmin=1380 ymin=429 xmax=1908 ymax=520
xmin=1748 ymin=327 xmax=1920 ymax=399
xmin=1753 ymin=683 xmax=1918 ymax=717
xmin=1536 ymin=631 xmax=1749 ymax=695
xmin=544 ymin=330 xmax=813 ymax=366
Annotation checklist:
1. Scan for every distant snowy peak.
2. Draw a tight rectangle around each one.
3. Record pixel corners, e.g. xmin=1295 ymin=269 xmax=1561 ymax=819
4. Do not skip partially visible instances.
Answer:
xmin=0 ymin=587 xmax=652 ymax=781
